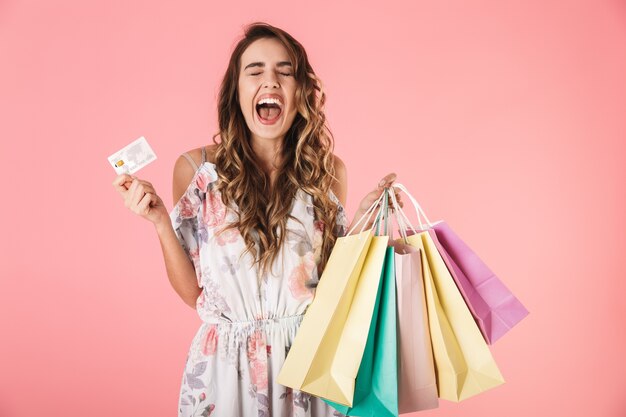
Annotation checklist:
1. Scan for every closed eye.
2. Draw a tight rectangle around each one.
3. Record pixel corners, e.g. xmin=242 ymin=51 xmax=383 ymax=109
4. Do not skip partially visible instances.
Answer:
xmin=251 ymin=72 xmax=292 ymax=76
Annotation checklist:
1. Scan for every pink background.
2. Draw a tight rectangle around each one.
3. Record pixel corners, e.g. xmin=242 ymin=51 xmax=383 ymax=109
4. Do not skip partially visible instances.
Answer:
xmin=1 ymin=0 xmax=625 ymax=416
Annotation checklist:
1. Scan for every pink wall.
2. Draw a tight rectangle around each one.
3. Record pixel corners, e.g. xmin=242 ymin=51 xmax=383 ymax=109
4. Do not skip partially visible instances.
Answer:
xmin=1 ymin=0 xmax=625 ymax=415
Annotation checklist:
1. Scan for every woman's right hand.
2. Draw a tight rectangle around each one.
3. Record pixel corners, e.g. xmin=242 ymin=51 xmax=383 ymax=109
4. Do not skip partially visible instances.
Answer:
xmin=112 ymin=174 xmax=169 ymax=227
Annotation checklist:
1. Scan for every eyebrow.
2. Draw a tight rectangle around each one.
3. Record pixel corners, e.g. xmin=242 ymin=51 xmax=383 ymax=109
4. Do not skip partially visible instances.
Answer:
xmin=244 ymin=61 xmax=293 ymax=70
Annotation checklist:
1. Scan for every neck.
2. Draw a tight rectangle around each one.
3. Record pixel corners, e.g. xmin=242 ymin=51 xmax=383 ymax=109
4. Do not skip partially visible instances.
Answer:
xmin=250 ymin=134 xmax=284 ymax=173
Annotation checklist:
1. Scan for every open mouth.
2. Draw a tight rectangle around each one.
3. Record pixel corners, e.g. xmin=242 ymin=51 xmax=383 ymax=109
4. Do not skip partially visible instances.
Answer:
xmin=255 ymin=98 xmax=283 ymax=124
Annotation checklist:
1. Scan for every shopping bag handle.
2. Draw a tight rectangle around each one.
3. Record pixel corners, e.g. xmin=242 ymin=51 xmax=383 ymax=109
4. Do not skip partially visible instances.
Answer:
xmin=373 ymin=189 xmax=387 ymax=237
xmin=391 ymin=183 xmax=434 ymax=230
xmin=373 ymin=187 xmax=392 ymax=238
xmin=387 ymin=186 xmax=413 ymax=242
xmin=345 ymin=189 xmax=387 ymax=237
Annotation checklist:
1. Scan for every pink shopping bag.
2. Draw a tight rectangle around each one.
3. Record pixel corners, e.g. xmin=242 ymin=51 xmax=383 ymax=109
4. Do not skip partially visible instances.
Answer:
xmin=393 ymin=183 xmax=529 ymax=344
xmin=391 ymin=240 xmax=439 ymax=413
xmin=386 ymin=188 xmax=438 ymax=411
xmin=429 ymin=221 xmax=529 ymax=344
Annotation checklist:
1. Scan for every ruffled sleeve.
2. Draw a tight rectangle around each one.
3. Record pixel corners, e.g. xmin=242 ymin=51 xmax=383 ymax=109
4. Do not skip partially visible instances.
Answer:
xmin=168 ymin=163 xmax=219 ymax=287
xmin=328 ymin=190 xmax=348 ymax=237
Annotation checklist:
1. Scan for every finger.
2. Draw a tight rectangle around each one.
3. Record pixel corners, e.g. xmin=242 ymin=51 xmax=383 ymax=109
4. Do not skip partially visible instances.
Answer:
xmin=135 ymin=192 xmax=153 ymax=215
xmin=113 ymin=174 xmax=134 ymax=193
xmin=112 ymin=173 xmax=133 ymax=186
xmin=134 ymin=182 xmax=156 ymax=195
xmin=378 ymin=173 xmax=397 ymax=188
xmin=124 ymin=179 xmax=138 ymax=207
xmin=131 ymin=182 xmax=155 ymax=208
xmin=133 ymin=177 xmax=153 ymax=188
xmin=368 ymin=188 xmax=386 ymax=201
xmin=127 ymin=179 xmax=146 ymax=208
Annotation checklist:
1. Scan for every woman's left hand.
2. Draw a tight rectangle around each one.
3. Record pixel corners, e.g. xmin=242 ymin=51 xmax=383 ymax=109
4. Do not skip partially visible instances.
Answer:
xmin=348 ymin=172 xmax=404 ymax=232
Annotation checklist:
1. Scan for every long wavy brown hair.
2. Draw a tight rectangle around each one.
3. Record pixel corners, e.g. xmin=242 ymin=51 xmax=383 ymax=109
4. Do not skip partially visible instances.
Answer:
xmin=209 ymin=22 xmax=342 ymax=280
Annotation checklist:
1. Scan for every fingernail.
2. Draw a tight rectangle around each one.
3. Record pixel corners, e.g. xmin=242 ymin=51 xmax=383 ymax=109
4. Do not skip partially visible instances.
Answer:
xmin=378 ymin=179 xmax=386 ymax=187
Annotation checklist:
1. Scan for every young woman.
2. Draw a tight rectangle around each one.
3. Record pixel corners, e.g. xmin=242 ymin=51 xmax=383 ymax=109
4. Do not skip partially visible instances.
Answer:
xmin=113 ymin=22 xmax=402 ymax=417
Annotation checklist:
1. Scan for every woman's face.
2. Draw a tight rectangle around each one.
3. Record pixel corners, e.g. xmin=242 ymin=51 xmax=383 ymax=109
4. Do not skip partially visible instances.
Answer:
xmin=238 ymin=37 xmax=298 ymax=144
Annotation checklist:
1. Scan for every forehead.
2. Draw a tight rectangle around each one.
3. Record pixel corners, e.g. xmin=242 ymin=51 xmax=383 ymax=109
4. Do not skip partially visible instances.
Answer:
xmin=240 ymin=38 xmax=291 ymax=68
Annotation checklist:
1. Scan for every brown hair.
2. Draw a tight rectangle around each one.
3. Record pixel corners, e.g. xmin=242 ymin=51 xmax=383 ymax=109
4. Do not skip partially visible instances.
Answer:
xmin=209 ymin=21 xmax=342 ymax=279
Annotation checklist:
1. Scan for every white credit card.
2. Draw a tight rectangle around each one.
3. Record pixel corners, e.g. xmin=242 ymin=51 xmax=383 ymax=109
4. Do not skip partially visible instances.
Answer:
xmin=108 ymin=136 xmax=157 ymax=175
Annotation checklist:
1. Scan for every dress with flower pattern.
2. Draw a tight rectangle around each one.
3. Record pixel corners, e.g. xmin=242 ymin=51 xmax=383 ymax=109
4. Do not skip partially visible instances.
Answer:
xmin=169 ymin=155 xmax=349 ymax=417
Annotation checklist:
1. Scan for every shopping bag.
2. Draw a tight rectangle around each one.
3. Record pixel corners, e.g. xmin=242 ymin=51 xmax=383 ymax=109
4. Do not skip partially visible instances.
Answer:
xmin=411 ymin=231 xmax=505 ymax=401
xmin=387 ymin=190 xmax=439 ymax=413
xmin=430 ymin=222 xmax=529 ymax=344
xmin=276 ymin=191 xmax=389 ymax=406
xmin=392 ymin=184 xmax=505 ymax=402
xmin=325 ymin=246 xmax=399 ymax=416
xmin=394 ymin=183 xmax=529 ymax=344
xmin=324 ymin=189 xmax=398 ymax=416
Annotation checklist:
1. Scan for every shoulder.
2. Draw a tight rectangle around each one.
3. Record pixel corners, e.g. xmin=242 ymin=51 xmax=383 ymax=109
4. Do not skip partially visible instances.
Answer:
xmin=329 ymin=153 xmax=347 ymax=207
xmin=177 ymin=144 xmax=218 ymax=167
xmin=172 ymin=144 xmax=218 ymax=205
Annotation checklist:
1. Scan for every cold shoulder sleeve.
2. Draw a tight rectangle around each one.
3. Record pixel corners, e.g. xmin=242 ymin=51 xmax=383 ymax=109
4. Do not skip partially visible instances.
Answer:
xmin=168 ymin=163 xmax=218 ymax=287
xmin=328 ymin=190 xmax=348 ymax=237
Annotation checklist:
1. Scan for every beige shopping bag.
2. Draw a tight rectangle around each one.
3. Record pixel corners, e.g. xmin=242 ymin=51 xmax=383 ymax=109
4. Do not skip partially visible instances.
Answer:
xmin=277 ymin=192 xmax=389 ymax=406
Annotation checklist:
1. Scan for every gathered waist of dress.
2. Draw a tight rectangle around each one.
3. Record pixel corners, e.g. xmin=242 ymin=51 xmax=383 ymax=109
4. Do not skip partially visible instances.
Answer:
xmin=200 ymin=314 xmax=305 ymax=329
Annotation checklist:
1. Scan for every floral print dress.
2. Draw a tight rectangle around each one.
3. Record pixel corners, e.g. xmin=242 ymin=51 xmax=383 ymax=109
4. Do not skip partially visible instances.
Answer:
xmin=169 ymin=154 xmax=349 ymax=417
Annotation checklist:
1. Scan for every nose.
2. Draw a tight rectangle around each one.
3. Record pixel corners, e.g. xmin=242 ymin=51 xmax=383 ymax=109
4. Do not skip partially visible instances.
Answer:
xmin=262 ymin=72 xmax=280 ymax=89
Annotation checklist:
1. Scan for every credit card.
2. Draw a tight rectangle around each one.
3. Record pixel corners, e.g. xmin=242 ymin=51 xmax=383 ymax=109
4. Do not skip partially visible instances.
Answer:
xmin=108 ymin=136 xmax=157 ymax=175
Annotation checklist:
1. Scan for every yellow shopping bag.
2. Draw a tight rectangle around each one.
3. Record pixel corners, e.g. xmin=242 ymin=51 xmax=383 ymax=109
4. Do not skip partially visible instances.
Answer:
xmin=404 ymin=231 xmax=505 ymax=402
xmin=277 ymin=192 xmax=389 ymax=406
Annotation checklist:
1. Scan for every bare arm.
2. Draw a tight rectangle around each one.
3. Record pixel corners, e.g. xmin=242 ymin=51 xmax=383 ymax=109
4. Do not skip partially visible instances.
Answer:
xmin=332 ymin=155 xmax=367 ymax=233
xmin=331 ymin=155 xmax=401 ymax=233
xmin=153 ymin=154 xmax=204 ymax=309
xmin=331 ymin=154 xmax=348 ymax=207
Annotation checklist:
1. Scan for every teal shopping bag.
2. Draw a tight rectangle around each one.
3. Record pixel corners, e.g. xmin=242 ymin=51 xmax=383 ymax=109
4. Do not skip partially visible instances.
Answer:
xmin=324 ymin=189 xmax=399 ymax=417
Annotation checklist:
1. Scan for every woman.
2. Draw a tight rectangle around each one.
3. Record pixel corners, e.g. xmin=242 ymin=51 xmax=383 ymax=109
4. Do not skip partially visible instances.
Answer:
xmin=113 ymin=22 xmax=402 ymax=417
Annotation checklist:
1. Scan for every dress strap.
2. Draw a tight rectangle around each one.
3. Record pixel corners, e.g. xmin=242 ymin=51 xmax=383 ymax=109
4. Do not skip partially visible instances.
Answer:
xmin=181 ymin=152 xmax=199 ymax=170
